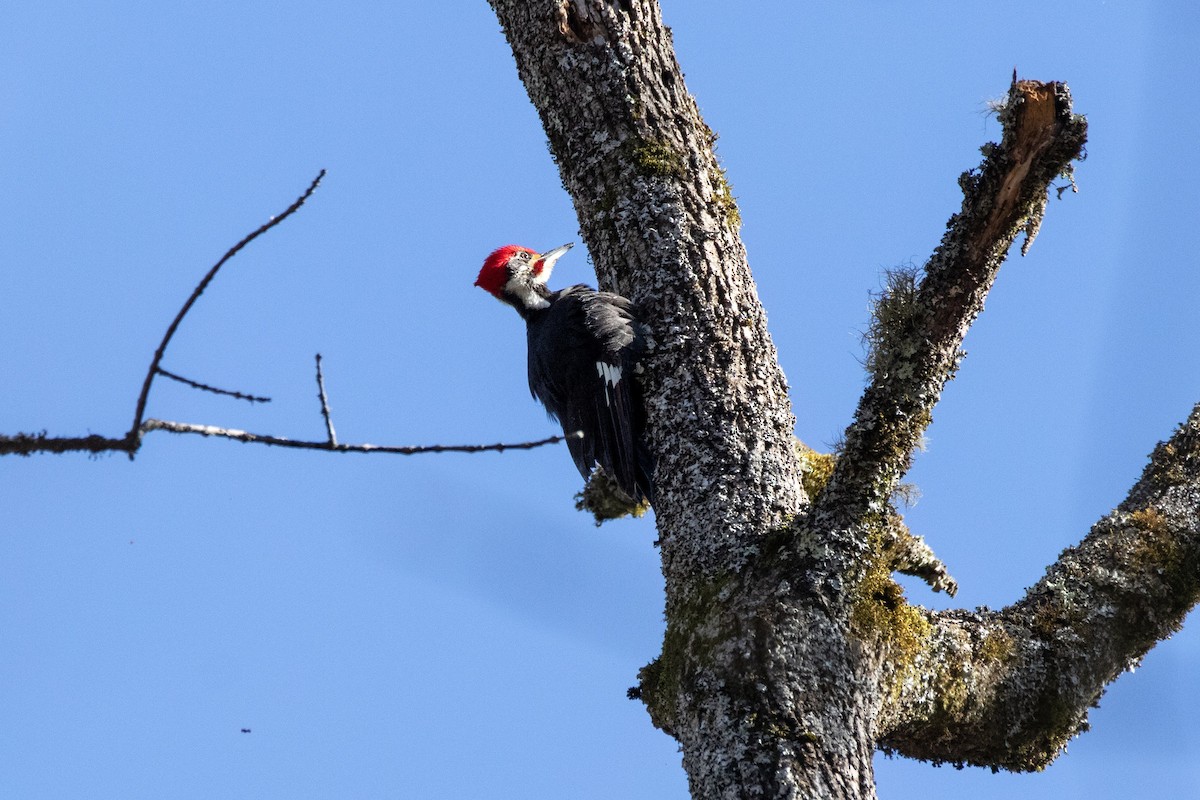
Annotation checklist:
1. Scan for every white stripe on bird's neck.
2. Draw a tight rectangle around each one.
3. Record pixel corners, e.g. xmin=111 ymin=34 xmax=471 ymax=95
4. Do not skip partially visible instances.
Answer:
xmin=506 ymin=278 xmax=550 ymax=311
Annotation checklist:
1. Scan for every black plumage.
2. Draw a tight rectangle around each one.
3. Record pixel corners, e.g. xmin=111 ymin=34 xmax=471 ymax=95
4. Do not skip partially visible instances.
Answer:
xmin=475 ymin=244 xmax=654 ymax=505
xmin=525 ymin=285 xmax=654 ymax=504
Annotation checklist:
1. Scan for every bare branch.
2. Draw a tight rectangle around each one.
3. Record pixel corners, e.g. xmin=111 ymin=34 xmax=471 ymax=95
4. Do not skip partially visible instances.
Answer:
xmin=156 ymin=368 xmax=272 ymax=404
xmin=140 ymin=418 xmax=581 ymax=456
xmin=314 ymin=354 xmax=338 ymax=447
xmin=0 ymin=170 xmax=581 ymax=464
xmin=0 ymin=420 xmax=579 ymax=459
xmin=128 ymin=170 xmax=326 ymax=438
xmin=0 ymin=431 xmax=136 ymax=457
xmin=814 ymin=80 xmax=1088 ymax=532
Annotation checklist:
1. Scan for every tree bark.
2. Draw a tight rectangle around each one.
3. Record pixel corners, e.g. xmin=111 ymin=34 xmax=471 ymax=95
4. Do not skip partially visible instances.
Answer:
xmin=487 ymin=3 xmax=1197 ymax=798
xmin=880 ymin=403 xmax=1200 ymax=769
xmin=488 ymin=0 xmax=807 ymax=568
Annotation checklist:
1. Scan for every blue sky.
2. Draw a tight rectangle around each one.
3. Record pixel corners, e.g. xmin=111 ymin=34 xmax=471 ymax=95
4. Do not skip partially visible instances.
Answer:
xmin=2 ymin=2 xmax=1198 ymax=798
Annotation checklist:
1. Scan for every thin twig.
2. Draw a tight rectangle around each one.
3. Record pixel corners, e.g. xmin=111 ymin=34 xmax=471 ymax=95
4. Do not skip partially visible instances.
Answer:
xmin=128 ymin=170 xmax=326 ymax=440
xmin=156 ymin=368 xmax=272 ymax=403
xmin=140 ymin=418 xmax=581 ymax=455
xmin=314 ymin=354 xmax=337 ymax=446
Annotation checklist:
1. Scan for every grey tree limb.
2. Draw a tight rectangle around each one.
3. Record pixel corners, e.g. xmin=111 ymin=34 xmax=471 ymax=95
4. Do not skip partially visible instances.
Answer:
xmin=813 ymin=79 xmax=1088 ymax=536
xmin=486 ymin=5 xmax=814 ymax=793
xmin=879 ymin=403 xmax=1200 ymax=769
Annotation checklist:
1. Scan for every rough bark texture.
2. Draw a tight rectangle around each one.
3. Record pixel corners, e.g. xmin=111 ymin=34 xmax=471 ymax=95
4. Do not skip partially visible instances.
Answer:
xmin=487 ymin=3 xmax=1197 ymax=799
xmin=880 ymin=403 xmax=1200 ymax=769
xmin=814 ymin=80 xmax=1087 ymax=532
xmin=489 ymin=0 xmax=807 ymax=577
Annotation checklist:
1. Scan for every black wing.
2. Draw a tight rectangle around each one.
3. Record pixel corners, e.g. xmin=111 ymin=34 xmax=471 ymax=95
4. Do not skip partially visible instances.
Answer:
xmin=526 ymin=285 xmax=654 ymax=504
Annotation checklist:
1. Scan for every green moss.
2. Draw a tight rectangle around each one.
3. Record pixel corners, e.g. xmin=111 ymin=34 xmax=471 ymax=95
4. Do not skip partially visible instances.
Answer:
xmin=711 ymin=165 xmax=741 ymax=228
xmin=1029 ymin=594 xmax=1062 ymax=639
xmin=930 ymin=654 xmax=970 ymax=720
xmin=863 ymin=266 xmax=922 ymax=380
xmin=905 ymin=627 xmax=1016 ymax=752
xmin=629 ymin=137 xmax=687 ymax=180
xmin=978 ymin=627 xmax=1014 ymax=663
xmin=1018 ymin=697 xmax=1086 ymax=770
xmin=850 ymin=524 xmax=932 ymax=698
xmin=861 ymin=406 xmax=934 ymax=509
xmin=632 ymin=574 xmax=734 ymax=736
xmin=815 ymin=445 xmax=933 ymax=689
xmin=1142 ymin=412 xmax=1200 ymax=488
xmin=793 ymin=439 xmax=837 ymax=501
xmin=699 ymin=124 xmax=741 ymax=227
xmin=1129 ymin=506 xmax=1169 ymax=536
xmin=750 ymin=713 xmax=817 ymax=745
xmin=1127 ymin=506 xmax=1196 ymax=612
xmin=574 ymin=468 xmax=650 ymax=525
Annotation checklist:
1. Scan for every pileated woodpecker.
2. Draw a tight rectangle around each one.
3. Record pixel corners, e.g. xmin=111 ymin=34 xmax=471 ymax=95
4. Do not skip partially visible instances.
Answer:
xmin=474 ymin=243 xmax=654 ymax=505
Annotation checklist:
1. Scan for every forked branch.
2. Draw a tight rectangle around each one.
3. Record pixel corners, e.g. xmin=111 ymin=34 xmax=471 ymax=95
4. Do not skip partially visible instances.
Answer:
xmin=129 ymin=170 xmax=327 ymax=437
xmin=0 ymin=172 xmax=573 ymax=462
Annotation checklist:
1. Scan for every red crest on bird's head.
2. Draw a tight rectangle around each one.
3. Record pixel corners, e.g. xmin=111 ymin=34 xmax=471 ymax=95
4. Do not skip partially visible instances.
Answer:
xmin=475 ymin=244 xmax=536 ymax=297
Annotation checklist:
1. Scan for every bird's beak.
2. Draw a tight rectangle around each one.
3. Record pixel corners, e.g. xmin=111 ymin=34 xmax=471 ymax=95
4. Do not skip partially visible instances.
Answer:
xmin=532 ymin=242 xmax=573 ymax=283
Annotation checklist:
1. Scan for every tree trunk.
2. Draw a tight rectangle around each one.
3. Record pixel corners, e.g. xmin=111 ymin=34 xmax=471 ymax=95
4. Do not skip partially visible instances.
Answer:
xmin=487 ymin=2 xmax=1200 ymax=798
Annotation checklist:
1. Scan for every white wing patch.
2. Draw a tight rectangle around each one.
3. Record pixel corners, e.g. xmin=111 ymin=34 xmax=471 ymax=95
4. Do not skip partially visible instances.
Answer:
xmin=595 ymin=361 xmax=623 ymax=407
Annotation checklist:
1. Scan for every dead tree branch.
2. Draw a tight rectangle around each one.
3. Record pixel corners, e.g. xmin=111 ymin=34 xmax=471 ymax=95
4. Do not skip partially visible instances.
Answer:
xmin=129 ymin=170 xmax=326 ymax=437
xmin=813 ymin=79 xmax=1088 ymax=533
xmin=0 ymin=421 xmax=579 ymax=459
xmin=0 ymin=170 xmax=574 ymax=463
xmin=0 ymin=432 xmax=136 ymax=457
xmin=139 ymin=419 xmax=580 ymax=456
